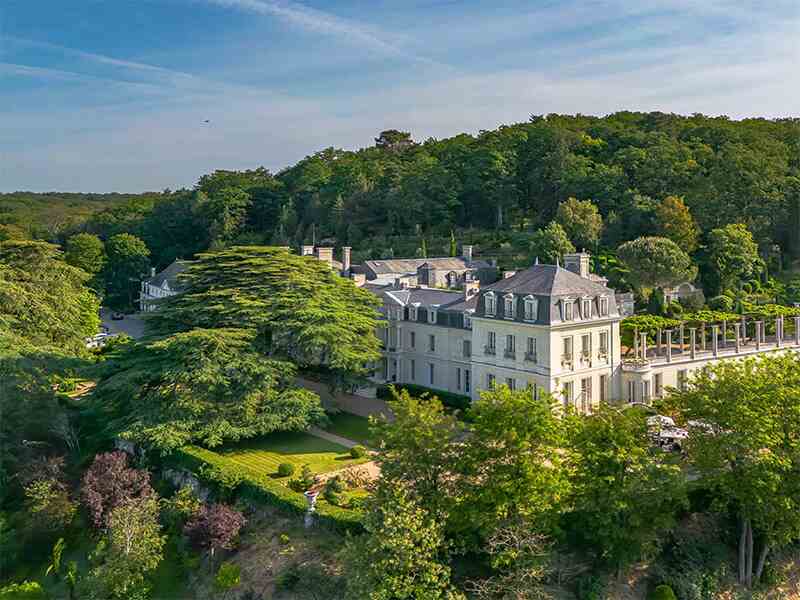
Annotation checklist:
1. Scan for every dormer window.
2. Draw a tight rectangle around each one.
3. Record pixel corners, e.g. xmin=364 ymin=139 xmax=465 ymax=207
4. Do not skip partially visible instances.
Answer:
xmin=409 ymin=305 xmax=419 ymax=321
xmin=503 ymin=294 xmax=515 ymax=319
xmin=599 ymin=296 xmax=609 ymax=317
xmin=464 ymin=310 xmax=473 ymax=329
xmin=485 ymin=292 xmax=496 ymax=316
xmin=523 ymin=295 xmax=538 ymax=322
xmin=562 ymin=299 xmax=574 ymax=321
xmin=428 ymin=307 xmax=437 ymax=324
xmin=581 ymin=298 xmax=592 ymax=319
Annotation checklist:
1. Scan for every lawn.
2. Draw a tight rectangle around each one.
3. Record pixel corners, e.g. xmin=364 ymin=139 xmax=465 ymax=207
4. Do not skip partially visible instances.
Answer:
xmin=216 ymin=430 xmax=368 ymax=480
xmin=325 ymin=412 xmax=375 ymax=446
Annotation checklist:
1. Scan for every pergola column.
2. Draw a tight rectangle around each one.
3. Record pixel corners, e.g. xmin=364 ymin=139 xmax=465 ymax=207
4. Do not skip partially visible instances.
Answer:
xmin=721 ymin=320 xmax=727 ymax=348
xmin=712 ymin=325 xmax=719 ymax=357
xmin=641 ymin=332 xmax=648 ymax=361
xmin=666 ymin=330 xmax=673 ymax=363
xmin=756 ymin=321 xmax=762 ymax=350
xmin=700 ymin=323 xmax=707 ymax=351
xmin=734 ymin=322 xmax=741 ymax=353
xmin=795 ymin=316 xmax=800 ymax=345
xmin=690 ymin=328 xmax=697 ymax=359
xmin=741 ymin=317 xmax=747 ymax=343
xmin=679 ymin=323 xmax=685 ymax=352
xmin=776 ymin=316 xmax=782 ymax=348
xmin=656 ymin=329 xmax=662 ymax=356
xmin=634 ymin=329 xmax=640 ymax=359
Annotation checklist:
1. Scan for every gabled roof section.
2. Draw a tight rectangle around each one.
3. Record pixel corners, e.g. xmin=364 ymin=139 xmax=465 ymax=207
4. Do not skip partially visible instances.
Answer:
xmin=145 ymin=259 xmax=192 ymax=291
xmin=483 ymin=264 xmax=613 ymax=297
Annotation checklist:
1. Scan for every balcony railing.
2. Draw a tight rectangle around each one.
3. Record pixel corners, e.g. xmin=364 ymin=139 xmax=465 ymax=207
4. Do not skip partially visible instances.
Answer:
xmin=504 ymin=349 xmax=516 ymax=359
xmin=561 ymin=353 xmax=573 ymax=368
xmin=524 ymin=351 xmax=537 ymax=363
xmin=484 ymin=345 xmax=496 ymax=356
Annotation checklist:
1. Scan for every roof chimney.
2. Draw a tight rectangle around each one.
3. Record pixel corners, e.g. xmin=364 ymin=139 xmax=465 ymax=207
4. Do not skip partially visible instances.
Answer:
xmin=464 ymin=280 xmax=480 ymax=300
xmin=342 ymin=246 xmax=351 ymax=274
xmin=564 ymin=252 xmax=591 ymax=279
xmin=462 ymin=244 xmax=473 ymax=262
xmin=315 ymin=246 xmax=334 ymax=266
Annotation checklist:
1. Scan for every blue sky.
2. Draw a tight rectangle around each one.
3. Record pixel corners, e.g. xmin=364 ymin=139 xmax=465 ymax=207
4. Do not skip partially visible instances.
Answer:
xmin=1 ymin=0 xmax=798 ymax=192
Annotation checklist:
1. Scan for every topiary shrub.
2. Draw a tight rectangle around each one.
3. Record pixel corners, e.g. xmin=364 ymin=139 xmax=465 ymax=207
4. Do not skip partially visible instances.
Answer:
xmin=350 ymin=445 xmax=367 ymax=459
xmin=323 ymin=476 xmax=345 ymax=506
xmin=649 ymin=584 xmax=677 ymax=600
xmin=277 ymin=463 xmax=295 ymax=478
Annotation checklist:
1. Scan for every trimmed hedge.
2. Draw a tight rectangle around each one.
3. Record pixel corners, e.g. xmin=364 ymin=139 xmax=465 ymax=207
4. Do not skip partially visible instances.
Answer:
xmin=167 ymin=446 xmax=364 ymax=534
xmin=376 ymin=383 xmax=471 ymax=411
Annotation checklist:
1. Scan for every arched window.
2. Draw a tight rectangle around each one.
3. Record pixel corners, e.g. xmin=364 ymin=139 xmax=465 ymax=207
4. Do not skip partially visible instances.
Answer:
xmin=504 ymin=293 xmax=515 ymax=319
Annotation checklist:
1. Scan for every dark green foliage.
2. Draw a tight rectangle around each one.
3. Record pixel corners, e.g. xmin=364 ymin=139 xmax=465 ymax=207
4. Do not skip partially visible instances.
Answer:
xmin=148 ymin=246 xmax=382 ymax=387
xmin=376 ymin=383 xmax=471 ymax=411
xmin=277 ymin=463 xmax=295 ymax=477
xmin=323 ymin=475 xmax=345 ymax=506
xmin=349 ymin=445 xmax=367 ymax=459
xmin=649 ymin=585 xmax=677 ymax=600
xmin=103 ymin=232 xmax=150 ymax=310
xmin=90 ymin=328 xmax=325 ymax=453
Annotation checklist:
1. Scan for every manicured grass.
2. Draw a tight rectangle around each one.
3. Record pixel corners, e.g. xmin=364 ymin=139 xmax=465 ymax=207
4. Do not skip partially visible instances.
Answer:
xmin=325 ymin=412 xmax=375 ymax=446
xmin=216 ymin=430 xmax=368 ymax=479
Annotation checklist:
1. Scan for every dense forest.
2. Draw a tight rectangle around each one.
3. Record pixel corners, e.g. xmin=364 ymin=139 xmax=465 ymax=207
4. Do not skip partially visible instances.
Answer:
xmin=4 ymin=113 xmax=799 ymax=269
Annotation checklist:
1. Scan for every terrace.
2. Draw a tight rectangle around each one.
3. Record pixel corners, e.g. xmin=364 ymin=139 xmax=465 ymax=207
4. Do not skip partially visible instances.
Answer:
xmin=623 ymin=314 xmax=800 ymax=371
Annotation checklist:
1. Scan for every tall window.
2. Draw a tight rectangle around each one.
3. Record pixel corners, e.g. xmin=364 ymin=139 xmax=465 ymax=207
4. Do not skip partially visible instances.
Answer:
xmin=464 ymin=312 xmax=472 ymax=329
xmin=428 ymin=334 xmax=435 ymax=352
xmin=486 ymin=331 xmax=496 ymax=354
xmin=600 ymin=374 xmax=608 ymax=402
xmin=410 ymin=359 xmax=415 ymax=381
xmin=582 ymin=298 xmax=591 ymax=319
xmin=428 ymin=308 xmax=437 ymax=324
xmin=456 ymin=368 xmax=461 ymax=391
xmin=526 ymin=337 xmax=537 ymax=362
xmin=654 ymin=373 xmax=663 ymax=398
xmin=628 ymin=380 xmax=636 ymax=402
xmin=523 ymin=296 xmax=538 ymax=321
xmin=487 ymin=373 xmax=496 ymax=389
xmin=465 ymin=370 xmax=471 ymax=393
xmin=505 ymin=334 xmax=515 ymax=356
xmin=409 ymin=306 xmax=418 ymax=320
xmin=506 ymin=377 xmax=515 ymax=391
xmin=563 ymin=300 xmax=574 ymax=321
xmin=563 ymin=336 xmax=573 ymax=361
xmin=581 ymin=334 xmax=591 ymax=360
xmin=485 ymin=293 xmax=496 ymax=316
xmin=504 ymin=294 xmax=515 ymax=318
xmin=599 ymin=331 xmax=608 ymax=355
xmin=599 ymin=296 xmax=609 ymax=316
xmin=429 ymin=363 xmax=435 ymax=385
xmin=463 ymin=340 xmax=471 ymax=357
xmin=410 ymin=331 xmax=416 ymax=349
xmin=580 ymin=377 xmax=592 ymax=413
xmin=562 ymin=381 xmax=574 ymax=406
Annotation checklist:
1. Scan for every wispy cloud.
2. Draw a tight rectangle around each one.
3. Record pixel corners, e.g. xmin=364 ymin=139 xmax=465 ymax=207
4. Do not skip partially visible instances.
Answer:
xmin=203 ymin=0 xmax=447 ymax=67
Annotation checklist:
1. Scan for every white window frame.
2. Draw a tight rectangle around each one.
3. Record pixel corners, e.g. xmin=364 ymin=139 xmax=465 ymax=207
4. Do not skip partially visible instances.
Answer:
xmin=581 ymin=297 xmax=592 ymax=319
xmin=409 ymin=304 xmax=419 ymax=321
xmin=485 ymin=292 xmax=496 ymax=316
xmin=428 ymin=307 xmax=437 ymax=324
xmin=503 ymin=293 xmax=515 ymax=319
xmin=562 ymin=298 xmax=574 ymax=321
xmin=523 ymin=295 xmax=538 ymax=322
xmin=599 ymin=296 xmax=609 ymax=317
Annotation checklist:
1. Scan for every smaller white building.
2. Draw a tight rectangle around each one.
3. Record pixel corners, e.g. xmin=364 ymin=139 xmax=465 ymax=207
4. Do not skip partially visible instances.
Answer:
xmin=139 ymin=260 xmax=190 ymax=312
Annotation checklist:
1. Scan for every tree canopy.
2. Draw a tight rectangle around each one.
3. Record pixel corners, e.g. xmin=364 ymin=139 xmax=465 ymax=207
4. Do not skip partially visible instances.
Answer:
xmin=92 ymin=328 xmax=325 ymax=453
xmin=148 ymin=246 xmax=383 ymax=384
xmin=617 ymin=236 xmax=697 ymax=293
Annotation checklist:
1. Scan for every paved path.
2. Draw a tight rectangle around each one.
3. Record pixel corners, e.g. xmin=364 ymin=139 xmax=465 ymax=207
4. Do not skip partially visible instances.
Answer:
xmin=308 ymin=426 xmax=360 ymax=449
xmin=100 ymin=308 xmax=146 ymax=339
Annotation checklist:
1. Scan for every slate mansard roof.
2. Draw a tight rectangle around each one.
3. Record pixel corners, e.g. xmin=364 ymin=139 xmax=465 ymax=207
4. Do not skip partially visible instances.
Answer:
xmin=363 ymin=256 xmax=490 ymax=278
xmin=477 ymin=264 xmax=620 ymax=325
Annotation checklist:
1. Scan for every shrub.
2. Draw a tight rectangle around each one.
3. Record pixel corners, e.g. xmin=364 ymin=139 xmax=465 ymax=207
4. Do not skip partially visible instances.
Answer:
xmin=350 ymin=445 xmax=367 ymax=459
xmin=277 ymin=463 xmax=295 ymax=478
xmin=323 ymin=476 xmax=344 ymax=506
xmin=708 ymin=294 xmax=734 ymax=312
xmin=279 ymin=533 xmax=290 ymax=545
xmin=649 ymin=584 xmax=677 ymax=600
xmin=575 ymin=574 xmax=606 ymax=600
xmin=0 ymin=580 xmax=46 ymax=599
xmin=376 ymin=383 xmax=470 ymax=411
